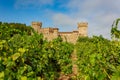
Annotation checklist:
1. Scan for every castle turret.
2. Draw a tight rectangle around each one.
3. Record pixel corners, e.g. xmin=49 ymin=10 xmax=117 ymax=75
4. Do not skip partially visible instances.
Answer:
xmin=78 ymin=22 xmax=88 ymax=36
xmin=31 ymin=22 xmax=42 ymax=32
xmin=53 ymin=28 xmax=59 ymax=34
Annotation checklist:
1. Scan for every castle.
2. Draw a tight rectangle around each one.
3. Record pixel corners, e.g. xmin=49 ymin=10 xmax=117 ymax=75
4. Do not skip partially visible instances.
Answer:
xmin=32 ymin=22 xmax=88 ymax=43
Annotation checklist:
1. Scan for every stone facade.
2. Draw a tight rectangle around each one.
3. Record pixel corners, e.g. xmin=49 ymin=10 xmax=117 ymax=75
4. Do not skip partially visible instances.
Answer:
xmin=31 ymin=22 xmax=88 ymax=43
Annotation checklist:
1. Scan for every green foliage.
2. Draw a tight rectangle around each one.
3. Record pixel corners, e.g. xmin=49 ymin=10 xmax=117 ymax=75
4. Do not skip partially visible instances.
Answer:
xmin=2 ymin=18 xmax=120 ymax=80
xmin=111 ymin=18 xmax=120 ymax=39
xmin=0 ymin=22 xmax=32 ymax=40
xmin=76 ymin=35 xmax=120 ymax=80
xmin=0 ymin=22 xmax=74 ymax=80
xmin=75 ymin=19 xmax=120 ymax=79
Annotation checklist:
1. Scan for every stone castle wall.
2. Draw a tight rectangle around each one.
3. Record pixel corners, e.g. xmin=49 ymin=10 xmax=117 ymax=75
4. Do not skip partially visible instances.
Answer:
xmin=31 ymin=22 xmax=88 ymax=43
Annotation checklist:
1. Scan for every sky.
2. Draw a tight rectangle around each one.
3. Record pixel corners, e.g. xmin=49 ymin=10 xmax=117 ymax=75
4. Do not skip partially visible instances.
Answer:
xmin=0 ymin=0 xmax=120 ymax=39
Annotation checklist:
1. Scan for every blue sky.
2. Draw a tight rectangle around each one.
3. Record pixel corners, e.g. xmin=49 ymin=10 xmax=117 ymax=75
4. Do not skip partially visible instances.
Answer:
xmin=0 ymin=0 xmax=120 ymax=39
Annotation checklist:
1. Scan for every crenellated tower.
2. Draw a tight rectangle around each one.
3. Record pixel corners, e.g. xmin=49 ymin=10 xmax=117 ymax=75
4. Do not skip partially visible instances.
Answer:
xmin=77 ymin=22 xmax=88 ymax=36
xmin=31 ymin=22 xmax=42 ymax=32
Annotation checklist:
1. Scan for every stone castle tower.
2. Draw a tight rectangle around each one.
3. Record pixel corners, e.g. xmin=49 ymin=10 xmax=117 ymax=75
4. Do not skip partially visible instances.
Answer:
xmin=31 ymin=22 xmax=88 ymax=43
xmin=78 ymin=22 xmax=88 ymax=36
xmin=32 ymin=22 xmax=42 ymax=32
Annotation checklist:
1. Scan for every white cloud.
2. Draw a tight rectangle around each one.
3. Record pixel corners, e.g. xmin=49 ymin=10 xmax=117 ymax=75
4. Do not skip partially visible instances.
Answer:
xmin=14 ymin=0 xmax=120 ymax=39
xmin=52 ymin=13 xmax=89 ymax=31
xmin=51 ymin=0 xmax=120 ymax=39
xmin=53 ymin=13 xmax=78 ymax=26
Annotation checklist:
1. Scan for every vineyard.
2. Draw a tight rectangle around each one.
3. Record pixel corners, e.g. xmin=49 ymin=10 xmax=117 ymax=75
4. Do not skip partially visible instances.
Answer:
xmin=0 ymin=18 xmax=120 ymax=80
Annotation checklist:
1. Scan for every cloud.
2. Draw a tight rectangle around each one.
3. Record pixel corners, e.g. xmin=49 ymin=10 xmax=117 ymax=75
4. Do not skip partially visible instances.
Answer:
xmin=51 ymin=0 xmax=120 ymax=39
xmin=53 ymin=13 xmax=78 ymax=26
xmin=14 ymin=0 xmax=120 ymax=39
xmin=14 ymin=0 xmax=53 ymax=8
xmin=52 ymin=13 xmax=89 ymax=31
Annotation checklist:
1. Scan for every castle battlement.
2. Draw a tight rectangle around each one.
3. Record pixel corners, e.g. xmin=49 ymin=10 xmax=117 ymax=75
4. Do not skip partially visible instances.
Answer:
xmin=31 ymin=22 xmax=88 ymax=43
xmin=78 ymin=22 xmax=88 ymax=28
xmin=32 ymin=22 xmax=42 ymax=27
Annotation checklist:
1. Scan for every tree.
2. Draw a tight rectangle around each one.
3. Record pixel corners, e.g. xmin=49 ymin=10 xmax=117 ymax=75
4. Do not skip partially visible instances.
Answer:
xmin=111 ymin=18 xmax=120 ymax=40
